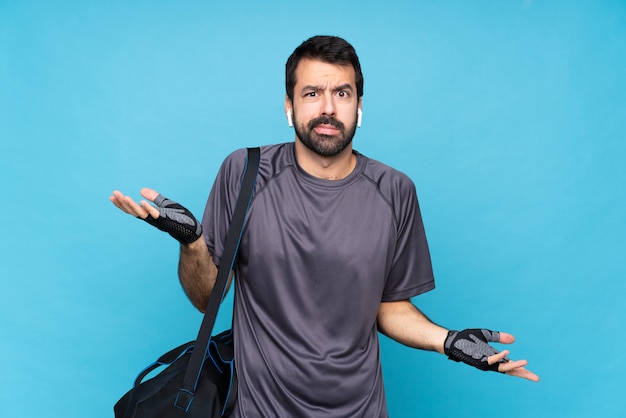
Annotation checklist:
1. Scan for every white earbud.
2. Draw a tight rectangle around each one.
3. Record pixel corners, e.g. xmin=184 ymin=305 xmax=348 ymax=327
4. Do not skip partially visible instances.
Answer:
xmin=357 ymin=108 xmax=362 ymax=128
xmin=287 ymin=110 xmax=293 ymax=127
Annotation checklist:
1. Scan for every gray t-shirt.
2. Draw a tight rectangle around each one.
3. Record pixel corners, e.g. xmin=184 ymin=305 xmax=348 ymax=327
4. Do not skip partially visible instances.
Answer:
xmin=202 ymin=143 xmax=434 ymax=417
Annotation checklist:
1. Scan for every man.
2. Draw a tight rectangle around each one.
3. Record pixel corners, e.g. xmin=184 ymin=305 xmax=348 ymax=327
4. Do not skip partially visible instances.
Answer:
xmin=111 ymin=35 xmax=539 ymax=417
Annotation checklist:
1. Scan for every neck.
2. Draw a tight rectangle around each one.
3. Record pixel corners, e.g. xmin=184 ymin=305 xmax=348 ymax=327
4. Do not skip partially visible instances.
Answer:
xmin=294 ymin=140 xmax=356 ymax=180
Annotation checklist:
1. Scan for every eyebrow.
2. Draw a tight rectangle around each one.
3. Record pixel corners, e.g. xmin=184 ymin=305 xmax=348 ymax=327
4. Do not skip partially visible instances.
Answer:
xmin=333 ymin=83 xmax=354 ymax=93
xmin=301 ymin=83 xmax=354 ymax=93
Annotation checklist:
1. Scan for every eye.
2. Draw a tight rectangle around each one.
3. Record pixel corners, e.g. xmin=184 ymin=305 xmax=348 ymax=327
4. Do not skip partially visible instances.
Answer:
xmin=337 ymin=90 xmax=350 ymax=98
xmin=304 ymin=91 xmax=317 ymax=97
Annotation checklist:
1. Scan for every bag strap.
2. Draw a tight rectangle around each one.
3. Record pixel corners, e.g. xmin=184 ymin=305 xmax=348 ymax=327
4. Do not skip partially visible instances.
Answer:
xmin=175 ymin=147 xmax=260 ymax=411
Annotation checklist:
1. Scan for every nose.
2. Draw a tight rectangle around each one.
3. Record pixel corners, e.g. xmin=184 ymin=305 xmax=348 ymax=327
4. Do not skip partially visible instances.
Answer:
xmin=320 ymin=95 xmax=336 ymax=117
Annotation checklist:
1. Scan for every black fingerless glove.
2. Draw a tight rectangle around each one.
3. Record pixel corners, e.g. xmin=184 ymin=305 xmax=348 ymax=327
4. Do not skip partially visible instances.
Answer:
xmin=444 ymin=328 xmax=507 ymax=372
xmin=143 ymin=194 xmax=202 ymax=245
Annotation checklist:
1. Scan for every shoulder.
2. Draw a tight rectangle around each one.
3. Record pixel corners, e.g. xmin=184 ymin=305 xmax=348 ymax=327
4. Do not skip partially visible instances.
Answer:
xmin=218 ymin=143 xmax=295 ymax=189
xmin=355 ymin=152 xmax=424 ymax=231
xmin=220 ymin=143 xmax=293 ymax=172
xmin=358 ymin=153 xmax=417 ymax=199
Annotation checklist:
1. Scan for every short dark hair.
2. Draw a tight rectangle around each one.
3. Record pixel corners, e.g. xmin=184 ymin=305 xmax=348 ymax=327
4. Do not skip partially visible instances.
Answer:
xmin=285 ymin=35 xmax=364 ymax=102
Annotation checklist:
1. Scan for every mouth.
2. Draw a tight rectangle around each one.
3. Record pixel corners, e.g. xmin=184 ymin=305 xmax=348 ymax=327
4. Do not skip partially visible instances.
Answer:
xmin=313 ymin=124 xmax=341 ymax=136
xmin=309 ymin=115 xmax=344 ymax=136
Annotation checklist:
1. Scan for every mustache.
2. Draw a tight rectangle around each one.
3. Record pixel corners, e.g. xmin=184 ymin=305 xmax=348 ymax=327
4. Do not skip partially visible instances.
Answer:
xmin=307 ymin=115 xmax=345 ymax=131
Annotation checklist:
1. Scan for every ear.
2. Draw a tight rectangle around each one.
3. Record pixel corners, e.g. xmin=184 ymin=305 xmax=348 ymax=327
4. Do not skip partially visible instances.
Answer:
xmin=357 ymin=98 xmax=363 ymax=128
xmin=284 ymin=95 xmax=293 ymax=127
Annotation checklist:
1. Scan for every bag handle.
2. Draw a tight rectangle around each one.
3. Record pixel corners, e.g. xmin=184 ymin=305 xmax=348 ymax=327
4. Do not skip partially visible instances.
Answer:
xmin=175 ymin=147 xmax=260 ymax=412
xmin=134 ymin=341 xmax=195 ymax=387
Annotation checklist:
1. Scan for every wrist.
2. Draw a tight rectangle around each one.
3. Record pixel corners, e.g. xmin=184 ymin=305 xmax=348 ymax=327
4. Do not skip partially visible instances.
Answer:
xmin=181 ymin=235 xmax=205 ymax=250
xmin=435 ymin=328 xmax=451 ymax=354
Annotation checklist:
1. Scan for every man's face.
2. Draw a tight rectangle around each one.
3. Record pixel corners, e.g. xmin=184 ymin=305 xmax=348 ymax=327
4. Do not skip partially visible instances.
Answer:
xmin=287 ymin=58 xmax=361 ymax=157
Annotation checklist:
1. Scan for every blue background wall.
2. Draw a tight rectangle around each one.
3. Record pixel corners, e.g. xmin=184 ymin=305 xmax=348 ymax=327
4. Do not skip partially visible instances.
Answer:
xmin=2 ymin=1 xmax=624 ymax=417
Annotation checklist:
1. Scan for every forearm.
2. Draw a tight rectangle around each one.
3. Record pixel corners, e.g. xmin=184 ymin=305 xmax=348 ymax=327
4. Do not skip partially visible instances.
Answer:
xmin=178 ymin=237 xmax=218 ymax=312
xmin=377 ymin=300 xmax=448 ymax=354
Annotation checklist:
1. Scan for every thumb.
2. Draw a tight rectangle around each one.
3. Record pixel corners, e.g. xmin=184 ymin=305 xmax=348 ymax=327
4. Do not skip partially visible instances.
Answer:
xmin=140 ymin=188 xmax=160 ymax=202
xmin=497 ymin=332 xmax=516 ymax=345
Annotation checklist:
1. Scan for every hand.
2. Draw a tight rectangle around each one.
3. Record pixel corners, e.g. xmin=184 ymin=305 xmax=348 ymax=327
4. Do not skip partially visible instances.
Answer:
xmin=110 ymin=188 xmax=203 ymax=245
xmin=110 ymin=188 xmax=160 ymax=218
xmin=489 ymin=332 xmax=540 ymax=382
xmin=444 ymin=329 xmax=539 ymax=382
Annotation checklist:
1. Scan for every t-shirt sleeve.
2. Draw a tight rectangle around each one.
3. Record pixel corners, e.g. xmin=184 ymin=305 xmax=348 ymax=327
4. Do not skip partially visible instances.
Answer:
xmin=381 ymin=176 xmax=435 ymax=301
xmin=201 ymin=148 xmax=248 ymax=267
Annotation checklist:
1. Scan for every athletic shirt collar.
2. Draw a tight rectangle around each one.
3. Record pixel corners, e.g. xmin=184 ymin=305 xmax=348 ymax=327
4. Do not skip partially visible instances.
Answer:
xmin=288 ymin=142 xmax=366 ymax=189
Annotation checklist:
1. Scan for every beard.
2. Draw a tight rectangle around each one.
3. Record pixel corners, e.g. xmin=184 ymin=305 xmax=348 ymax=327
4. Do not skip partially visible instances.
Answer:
xmin=293 ymin=113 xmax=357 ymax=157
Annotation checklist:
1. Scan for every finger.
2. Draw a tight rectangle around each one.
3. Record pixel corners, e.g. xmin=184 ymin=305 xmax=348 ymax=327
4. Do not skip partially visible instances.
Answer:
xmin=110 ymin=190 xmax=129 ymax=207
xmin=488 ymin=350 xmax=510 ymax=365
xmin=140 ymin=200 xmax=161 ymax=219
xmin=501 ymin=362 xmax=540 ymax=382
xmin=121 ymin=195 xmax=149 ymax=218
xmin=110 ymin=191 xmax=126 ymax=210
xmin=110 ymin=191 xmax=141 ymax=215
xmin=497 ymin=332 xmax=516 ymax=344
xmin=510 ymin=369 xmax=540 ymax=382
xmin=498 ymin=358 xmax=526 ymax=372
xmin=140 ymin=188 xmax=159 ymax=202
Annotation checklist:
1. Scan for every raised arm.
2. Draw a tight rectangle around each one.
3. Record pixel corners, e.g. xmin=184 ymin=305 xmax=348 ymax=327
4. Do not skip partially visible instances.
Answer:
xmin=377 ymin=300 xmax=540 ymax=382
xmin=110 ymin=188 xmax=218 ymax=311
